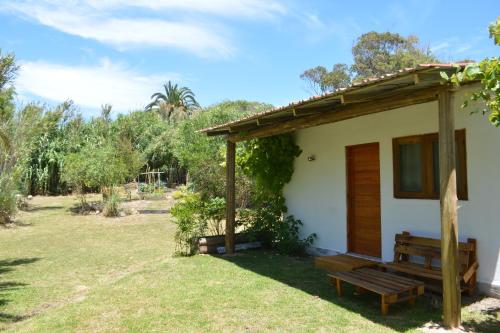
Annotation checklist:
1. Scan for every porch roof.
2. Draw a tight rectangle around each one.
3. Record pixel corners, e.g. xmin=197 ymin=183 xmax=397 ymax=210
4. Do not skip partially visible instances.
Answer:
xmin=200 ymin=63 xmax=471 ymax=142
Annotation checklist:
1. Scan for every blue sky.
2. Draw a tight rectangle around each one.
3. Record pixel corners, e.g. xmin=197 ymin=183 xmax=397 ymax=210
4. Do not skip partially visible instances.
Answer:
xmin=0 ymin=0 xmax=498 ymax=117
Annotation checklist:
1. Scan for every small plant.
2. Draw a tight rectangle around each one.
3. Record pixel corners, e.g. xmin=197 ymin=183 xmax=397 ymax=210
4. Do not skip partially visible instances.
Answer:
xmin=0 ymin=175 xmax=17 ymax=224
xmin=103 ymin=191 xmax=121 ymax=217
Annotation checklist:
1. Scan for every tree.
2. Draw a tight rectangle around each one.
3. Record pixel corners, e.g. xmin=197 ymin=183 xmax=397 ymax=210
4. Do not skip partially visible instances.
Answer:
xmin=173 ymin=101 xmax=269 ymax=205
xmin=0 ymin=51 xmax=18 ymax=223
xmin=145 ymin=81 xmax=200 ymax=122
xmin=300 ymin=31 xmax=438 ymax=93
xmin=444 ymin=17 xmax=500 ymax=126
xmin=63 ymin=140 xmax=144 ymax=204
xmin=0 ymin=50 xmax=18 ymax=89
xmin=351 ymin=32 xmax=437 ymax=79
xmin=300 ymin=64 xmax=351 ymax=94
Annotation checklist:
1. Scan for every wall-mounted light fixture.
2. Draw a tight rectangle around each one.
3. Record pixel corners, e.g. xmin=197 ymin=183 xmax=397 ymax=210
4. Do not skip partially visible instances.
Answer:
xmin=307 ymin=155 xmax=316 ymax=162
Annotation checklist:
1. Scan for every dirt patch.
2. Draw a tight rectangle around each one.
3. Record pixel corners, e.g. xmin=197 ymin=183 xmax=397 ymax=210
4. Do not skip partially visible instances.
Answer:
xmin=464 ymin=297 xmax=500 ymax=313
xmin=420 ymin=322 xmax=472 ymax=332
xmin=420 ymin=297 xmax=500 ymax=333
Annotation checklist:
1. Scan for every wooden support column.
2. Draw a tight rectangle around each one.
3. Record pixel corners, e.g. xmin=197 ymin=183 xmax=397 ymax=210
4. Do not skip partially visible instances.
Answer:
xmin=438 ymin=89 xmax=461 ymax=328
xmin=225 ymin=139 xmax=236 ymax=254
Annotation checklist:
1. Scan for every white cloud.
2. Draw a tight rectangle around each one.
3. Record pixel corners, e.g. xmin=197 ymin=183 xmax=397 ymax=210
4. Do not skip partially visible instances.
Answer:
xmin=84 ymin=0 xmax=287 ymax=19
xmin=16 ymin=59 xmax=180 ymax=114
xmin=1 ymin=0 xmax=287 ymax=57
xmin=3 ymin=2 xmax=233 ymax=58
xmin=431 ymin=42 xmax=451 ymax=53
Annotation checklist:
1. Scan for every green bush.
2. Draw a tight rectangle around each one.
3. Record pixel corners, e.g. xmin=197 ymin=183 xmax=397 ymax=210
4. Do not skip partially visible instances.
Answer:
xmin=201 ymin=196 xmax=225 ymax=236
xmin=170 ymin=188 xmax=227 ymax=255
xmin=103 ymin=191 xmax=121 ymax=217
xmin=0 ymin=174 xmax=16 ymax=224
xmin=172 ymin=101 xmax=268 ymax=204
xmin=238 ymin=134 xmax=315 ymax=256
xmin=63 ymin=140 xmax=144 ymax=206
xmin=170 ymin=190 xmax=205 ymax=255
xmin=240 ymin=206 xmax=316 ymax=256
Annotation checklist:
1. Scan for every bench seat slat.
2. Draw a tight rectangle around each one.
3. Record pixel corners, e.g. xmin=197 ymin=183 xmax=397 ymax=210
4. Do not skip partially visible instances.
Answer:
xmin=382 ymin=262 xmax=443 ymax=280
xmin=356 ymin=268 xmax=422 ymax=289
xmin=347 ymin=270 xmax=415 ymax=291
xmin=329 ymin=272 xmax=398 ymax=295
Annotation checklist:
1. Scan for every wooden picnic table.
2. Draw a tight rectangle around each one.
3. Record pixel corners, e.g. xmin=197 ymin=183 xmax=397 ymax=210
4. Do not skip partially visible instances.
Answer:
xmin=329 ymin=268 xmax=425 ymax=315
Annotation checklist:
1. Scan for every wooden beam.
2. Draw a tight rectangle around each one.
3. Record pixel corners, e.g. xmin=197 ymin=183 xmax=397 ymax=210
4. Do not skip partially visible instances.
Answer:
xmin=207 ymin=130 xmax=229 ymax=136
xmin=225 ymin=140 xmax=236 ymax=255
xmin=229 ymin=86 xmax=440 ymax=142
xmin=293 ymin=106 xmax=331 ymax=116
xmin=413 ymin=74 xmax=420 ymax=85
xmin=257 ymin=116 xmax=293 ymax=125
xmin=229 ymin=122 xmax=258 ymax=133
xmin=438 ymin=89 xmax=461 ymax=328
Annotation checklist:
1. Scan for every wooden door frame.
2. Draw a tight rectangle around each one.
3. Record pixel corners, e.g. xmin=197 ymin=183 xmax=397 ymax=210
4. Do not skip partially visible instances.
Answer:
xmin=345 ymin=142 xmax=382 ymax=257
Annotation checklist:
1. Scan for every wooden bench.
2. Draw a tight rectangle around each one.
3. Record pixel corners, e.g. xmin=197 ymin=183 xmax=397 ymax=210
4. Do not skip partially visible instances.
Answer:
xmin=315 ymin=254 xmax=378 ymax=273
xmin=380 ymin=231 xmax=478 ymax=295
xmin=329 ymin=268 xmax=424 ymax=315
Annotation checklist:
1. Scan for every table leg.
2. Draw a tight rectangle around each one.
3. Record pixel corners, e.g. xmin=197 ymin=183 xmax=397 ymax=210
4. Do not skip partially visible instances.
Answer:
xmin=381 ymin=295 xmax=389 ymax=315
xmin=335 ymin=278 xmax=343 ymax=297
xmin=408 ymin=289 xmax=415 ymax=305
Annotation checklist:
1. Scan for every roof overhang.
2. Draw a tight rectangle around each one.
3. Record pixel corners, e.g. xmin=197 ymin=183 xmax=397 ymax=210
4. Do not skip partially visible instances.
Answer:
xmin=200 ymin=64 xmax=472 ymax=142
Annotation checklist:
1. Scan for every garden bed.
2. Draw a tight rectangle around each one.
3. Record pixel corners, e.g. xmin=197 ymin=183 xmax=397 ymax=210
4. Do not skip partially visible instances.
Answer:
xmin=197 ymin=233 xmax=256 ymax=254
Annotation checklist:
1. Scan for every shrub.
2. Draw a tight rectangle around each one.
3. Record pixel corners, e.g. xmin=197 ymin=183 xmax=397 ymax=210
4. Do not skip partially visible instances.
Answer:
xmin=103 ymin=191 xmax=121 ymax=217
xmin=172 ymin=101 xmax=268 ymax=204
xmin=237 ymin=134 xmax=315 ymax=256
xmin=201 ymin=196 xmax=225 ymax=236
xmin=170 ymin=187 xmax=228 ymax=255
xmin=0 ymin=174 xmax=16 ymax=224
xmin=170 ymin=189 xmax=205 ymax=255
xmin=240 ymin=206 xmax=316 ymax=256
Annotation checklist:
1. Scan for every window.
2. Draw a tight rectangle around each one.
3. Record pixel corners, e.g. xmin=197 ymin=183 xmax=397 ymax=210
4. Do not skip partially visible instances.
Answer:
xmin=393 ymin=129 xmax=468 ymax=200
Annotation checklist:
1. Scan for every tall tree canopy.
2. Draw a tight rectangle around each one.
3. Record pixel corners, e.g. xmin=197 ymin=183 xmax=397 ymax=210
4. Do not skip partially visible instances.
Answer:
xmin=351 ymin=32 xmax=436 ymax=79
xmin=145 ymin=81 xmax=200 ymax=122
xmin=445 ymin=17 xmax=500 ymax=126
xmin=300 ymin=31 xmax=438 ymax=94
xmin=0 ymin=50 xmax=18 ymax=89
xmin=300 ymin=64 xmax=351 ymax=95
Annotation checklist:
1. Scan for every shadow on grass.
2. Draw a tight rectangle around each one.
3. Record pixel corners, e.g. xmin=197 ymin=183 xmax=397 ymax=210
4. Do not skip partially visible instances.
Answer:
xmin=68 ymin=201 xmax=102 ymax=216
xmin=462 ymin=297 xmax=500 ymax=333
xmin=25 ymin=205 xmax=64 ymax=212
xmin=216 ymin=250 xmax=441 ymax=332
xmin=0 ymin=258 xmax=41 ymax=324
xmin=138 ymin=209 xmax=169 ymax=215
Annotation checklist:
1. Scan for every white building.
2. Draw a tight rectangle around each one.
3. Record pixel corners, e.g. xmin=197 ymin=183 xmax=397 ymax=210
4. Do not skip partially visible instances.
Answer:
xmin=202 ymin=64 xmax=499 ymax=299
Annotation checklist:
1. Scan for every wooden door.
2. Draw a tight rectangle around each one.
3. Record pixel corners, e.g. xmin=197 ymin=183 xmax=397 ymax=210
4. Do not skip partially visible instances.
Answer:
xmin=346 ymin=143 xmax=381 ymax=258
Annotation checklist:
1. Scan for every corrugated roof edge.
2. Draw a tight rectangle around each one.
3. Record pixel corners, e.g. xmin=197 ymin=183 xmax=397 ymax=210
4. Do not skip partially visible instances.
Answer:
xmin=199 ymin=63 xmax=470 ymax=134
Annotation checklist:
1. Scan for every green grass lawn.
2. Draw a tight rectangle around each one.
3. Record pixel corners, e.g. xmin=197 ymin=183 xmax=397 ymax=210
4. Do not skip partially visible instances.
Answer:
xmin=0 ymin=195 xmax=498 ymax=332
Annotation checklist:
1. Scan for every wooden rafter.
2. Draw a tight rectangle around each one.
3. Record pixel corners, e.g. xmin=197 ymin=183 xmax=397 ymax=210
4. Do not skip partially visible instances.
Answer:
xmin=229 ymin=85 xmax=441 ymax=142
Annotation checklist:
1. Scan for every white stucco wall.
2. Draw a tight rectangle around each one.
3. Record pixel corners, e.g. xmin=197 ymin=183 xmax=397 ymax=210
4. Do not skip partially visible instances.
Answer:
xmin=284 ymin=86 xmax=500 ymax=292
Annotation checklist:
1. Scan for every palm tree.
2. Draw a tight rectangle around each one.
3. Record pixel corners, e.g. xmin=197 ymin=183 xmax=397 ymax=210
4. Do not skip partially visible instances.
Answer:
xmin=145 ymin=81 xmax=200 ymax=122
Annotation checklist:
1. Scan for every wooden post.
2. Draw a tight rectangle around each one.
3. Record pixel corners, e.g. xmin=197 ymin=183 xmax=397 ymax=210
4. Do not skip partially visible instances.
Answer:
xmin=225 ymin=140 xmax=236 ymax=254
xmin=438 ymin=89 xmax=461 ymax=328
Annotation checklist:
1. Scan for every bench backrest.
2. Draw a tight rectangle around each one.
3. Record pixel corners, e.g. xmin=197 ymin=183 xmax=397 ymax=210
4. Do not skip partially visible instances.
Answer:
xmin=393 ymin=231 xmax=477 ymax=275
